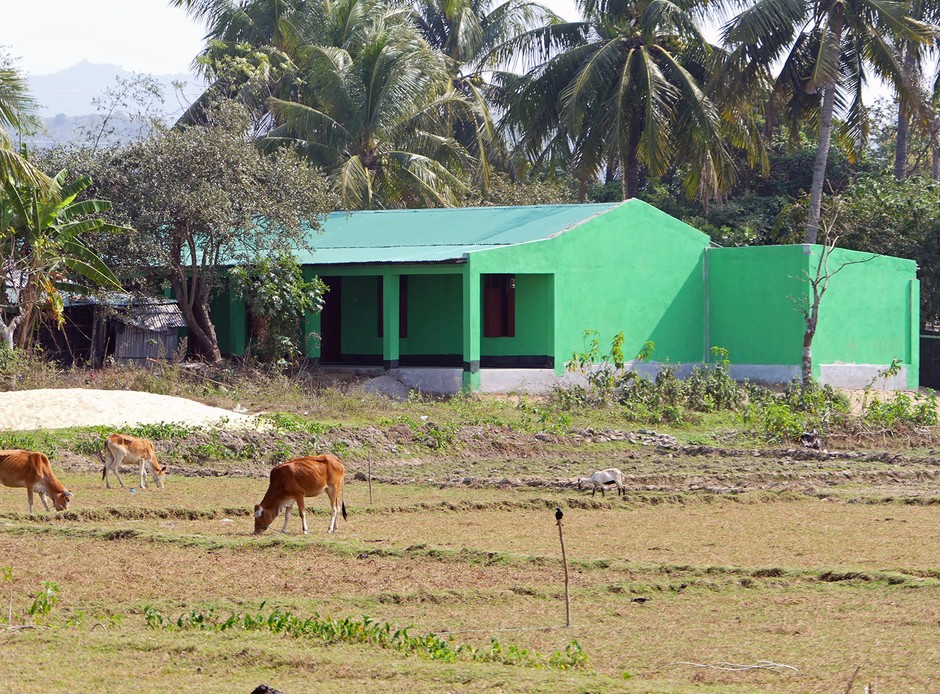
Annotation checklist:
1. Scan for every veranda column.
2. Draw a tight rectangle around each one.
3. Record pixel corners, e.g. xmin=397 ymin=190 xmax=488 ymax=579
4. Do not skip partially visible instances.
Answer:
xmin=462 ymin=269 xmax=481 ymax=391
xmin=382 ymin=272 xmax=400 ymax=370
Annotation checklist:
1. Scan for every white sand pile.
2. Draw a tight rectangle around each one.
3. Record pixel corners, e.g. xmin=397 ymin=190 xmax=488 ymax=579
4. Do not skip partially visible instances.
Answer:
xmin=0 ymin=388 xmax=258 ymax=431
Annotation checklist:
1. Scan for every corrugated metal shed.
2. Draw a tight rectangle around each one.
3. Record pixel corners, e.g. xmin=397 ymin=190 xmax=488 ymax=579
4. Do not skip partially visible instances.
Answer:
xmin=118 ymin=299 xmax=188 ymax=331
xmin=293 ymin=203 xmax=621 ymax=265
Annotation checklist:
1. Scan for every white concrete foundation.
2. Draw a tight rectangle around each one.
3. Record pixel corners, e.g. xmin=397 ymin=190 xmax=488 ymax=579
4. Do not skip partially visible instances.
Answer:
xmin=478 ymin=369 xmax=560 ymax=393
xmin=819 ymin=364 xmax=908 ymax=390
xmin=728 ymin=364 xmax=801 ymax=384
xmin=395 ymin=367 xmax=463 ymax=395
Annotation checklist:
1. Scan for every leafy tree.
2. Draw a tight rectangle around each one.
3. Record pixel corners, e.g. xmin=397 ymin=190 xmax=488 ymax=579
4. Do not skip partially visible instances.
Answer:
xmin=174 ymin=0 xmax=480 ymax=208
xmin=68 ymin=101 xmax=336 ymax=362
xmin=0 ymin=169 xmax=122 ymax=351
xmin=462 ymin=171 xmax=576 ymax=205
xmin=718 ymin=0 xmax=933 ymax=243
xmin=837 ymin=171 xmax=940 ymax=322
xmin=230 ymin=252 xmax=327 ymax=362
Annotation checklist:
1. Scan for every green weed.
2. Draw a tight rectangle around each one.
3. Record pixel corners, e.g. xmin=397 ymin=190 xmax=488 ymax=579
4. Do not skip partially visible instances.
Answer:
xmin=142 ymin=605 xmax=588 ymax=670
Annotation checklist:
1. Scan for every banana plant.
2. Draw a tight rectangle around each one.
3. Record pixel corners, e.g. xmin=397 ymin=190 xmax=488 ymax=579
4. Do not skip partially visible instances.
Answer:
xmin=0 ymin=169 xmax=123 ymax=351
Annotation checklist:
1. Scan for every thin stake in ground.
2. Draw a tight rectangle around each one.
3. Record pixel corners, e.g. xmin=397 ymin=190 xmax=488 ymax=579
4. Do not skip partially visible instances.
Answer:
xmin=555 ymin=507 xmax=570 ymax=628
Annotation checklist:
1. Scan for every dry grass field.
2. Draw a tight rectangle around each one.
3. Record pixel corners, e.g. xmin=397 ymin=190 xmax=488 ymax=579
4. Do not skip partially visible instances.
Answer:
xmin=2 ymin=467 xmax=940 ymax=693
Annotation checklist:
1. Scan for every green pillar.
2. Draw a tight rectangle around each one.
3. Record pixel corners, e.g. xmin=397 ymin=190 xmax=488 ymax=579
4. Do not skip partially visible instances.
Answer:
xmin=382 ymin=272 xmax=400 ymax=370
xmin=909 ymin=277 xmax=921 ymax=389
xmin=462 ymin=269 xmax=481 ymax=391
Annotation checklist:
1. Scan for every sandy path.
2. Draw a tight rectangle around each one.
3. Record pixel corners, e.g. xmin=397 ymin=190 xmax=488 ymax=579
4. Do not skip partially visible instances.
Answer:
xmin=0 ymin=388 xmax=257 ymax=431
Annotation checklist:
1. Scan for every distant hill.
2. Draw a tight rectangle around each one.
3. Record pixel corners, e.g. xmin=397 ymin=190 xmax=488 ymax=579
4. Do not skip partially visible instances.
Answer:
xmin=23 ymin=61 xmax=206 ymax=146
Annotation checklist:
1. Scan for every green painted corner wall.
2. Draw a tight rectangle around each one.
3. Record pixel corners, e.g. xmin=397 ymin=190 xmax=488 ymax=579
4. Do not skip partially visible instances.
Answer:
xmin=811 ymin=248 xmax=919 ymax=377
xmin=708 ymin=245 xmax=807 ymax=365
xmin=470 ymin=199 xmax=709 ymax=371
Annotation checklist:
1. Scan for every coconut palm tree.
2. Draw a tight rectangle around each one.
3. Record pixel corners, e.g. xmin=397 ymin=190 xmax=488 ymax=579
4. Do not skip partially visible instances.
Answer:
xmin=498 ymin=0 xmax=742 ymax=203
xmin=717 ymin=0 xmax=934 ymax=243
xmin=0 ymin=65 xmax=52 ymax=191
xmin=263 ymin=2 xmax=479 ymax=208
xmin=409 ymin=0 xmax=561 ymax=181
xmin=892 ymin=0 xmax=940 ymax=179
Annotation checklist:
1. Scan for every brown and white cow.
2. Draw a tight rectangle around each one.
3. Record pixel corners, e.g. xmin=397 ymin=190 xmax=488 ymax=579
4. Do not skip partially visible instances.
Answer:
xmin=102 ymin=434 xmax=166 ymax=490
xmin=254 ymin=454 xmax=347 ymax=535
xmin=0 ymin=449 xmax=74 ymax=514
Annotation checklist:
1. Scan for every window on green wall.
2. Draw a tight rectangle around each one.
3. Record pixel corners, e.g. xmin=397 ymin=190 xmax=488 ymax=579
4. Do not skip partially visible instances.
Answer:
xmin=377 ymin=276 xmax=408 ymax=338
xmin=483 ymin=274 xmax=515 ymax=338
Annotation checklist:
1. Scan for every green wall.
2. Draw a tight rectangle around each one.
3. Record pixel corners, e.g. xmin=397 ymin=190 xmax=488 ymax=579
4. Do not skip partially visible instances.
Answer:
xmin=708 ymin=245 xmax=919 ymax=386
xmin=469 ymin=199 xmax=709 ymax=373
xmin=340 ymin=274 xmax=382 ymax=357
xmin=210 ymin=289 xmax=248 ymax=357
xmin=400 ymin=274 xmax=463 ymax=357
xmin=479 ymin=274 xmax=553 ymax=359
xmin=708 ymin=245 xmax=807 ymax=365
xmin=811 ymin=248 xmax=918 ymax=386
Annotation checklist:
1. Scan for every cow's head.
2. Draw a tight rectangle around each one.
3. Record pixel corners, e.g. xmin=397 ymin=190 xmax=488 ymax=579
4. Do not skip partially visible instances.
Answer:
xmin=253 ymin=504 xmax=274 ymax=534
xmin=53 ymin=489 xmax=73 ymax=511
xmin=150 ymin=457 xmax=166 ymax=489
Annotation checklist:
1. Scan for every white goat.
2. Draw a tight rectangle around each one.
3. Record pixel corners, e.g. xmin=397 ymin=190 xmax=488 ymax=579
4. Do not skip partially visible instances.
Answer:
xmin=579 ymin=468 xmax=625 ymax=497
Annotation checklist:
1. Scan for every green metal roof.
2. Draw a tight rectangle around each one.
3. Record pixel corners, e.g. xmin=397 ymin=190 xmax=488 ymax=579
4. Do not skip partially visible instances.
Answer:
xmin=295 ymin=203 xmax=621 ymax=265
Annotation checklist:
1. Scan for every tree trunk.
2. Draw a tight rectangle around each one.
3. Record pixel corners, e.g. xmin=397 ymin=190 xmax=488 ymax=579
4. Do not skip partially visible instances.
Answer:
xmin=805 ymin=85 xmax=837 ymax=245
xmin=192 ymin=297 xmax=223 ymax=363
xmin=171 ymin=277 xmax=222 ymax=363
xmin=802 ymin=321 xmax=816 ymax=388
xmin=933 ymin=136 xmax=940 ymax=180
xmin=622 ymin=146 xmax=639 ymax=200
xmin=894 ymin=45 xmax=916 ymax=180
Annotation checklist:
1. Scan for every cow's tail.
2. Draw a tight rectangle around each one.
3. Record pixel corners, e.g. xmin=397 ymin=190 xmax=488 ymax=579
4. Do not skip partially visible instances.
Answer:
xmin=341 ymin=477 xmax=348 ymax=522
xmin=98 ymin=449 xmax=107 ymax=480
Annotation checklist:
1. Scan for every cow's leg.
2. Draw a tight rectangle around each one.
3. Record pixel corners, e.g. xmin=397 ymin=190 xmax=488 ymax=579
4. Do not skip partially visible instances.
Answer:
xmin=38 ymin=491 xmax=51 ymax=512
xmin=297 ymin=496 xmax=308 ymax=535
xmin=103 ymin=450 xmax=112 ymax=489
xmin=139 ymin=461 xmax=148 ymax=489
xmin=326 ymin=485 xmax=339 ymax=533
xmin=27 ymin=488 xmax=34 ymax=515
xmin=591 ymin=485 xmax=596 ymax=497
xmin=600 ymin=484 xmax=605 ymax=497
xmin=281 ymin=502 xmax=293 ymax=533
xmin=110 ymin=452 xmax=127 ymax=489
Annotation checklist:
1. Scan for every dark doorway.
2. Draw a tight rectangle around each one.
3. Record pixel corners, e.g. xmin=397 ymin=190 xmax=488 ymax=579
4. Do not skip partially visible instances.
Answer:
xmin=320 ymin=276 xmax=342 ymax=362
xmin=483 ymin=274 xmax=515 ymax=337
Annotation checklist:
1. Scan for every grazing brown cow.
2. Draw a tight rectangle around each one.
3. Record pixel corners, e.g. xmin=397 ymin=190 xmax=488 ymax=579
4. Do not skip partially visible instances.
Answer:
xmin=0 ymin=449 xmax=73 ymax=514
xmin=102 ymin=434 xmax=166 ymax=490
xmin=254 ymin=455 xmax=347 ymax=535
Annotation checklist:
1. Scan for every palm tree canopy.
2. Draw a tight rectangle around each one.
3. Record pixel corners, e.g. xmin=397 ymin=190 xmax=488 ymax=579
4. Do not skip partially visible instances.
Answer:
xmin=500 ymin=0 xmax=740 ymax=201
xmin=262 ymin=1 xmax=478 ymax=208
xmin=0 ymin=67 xmax=55 ymax=191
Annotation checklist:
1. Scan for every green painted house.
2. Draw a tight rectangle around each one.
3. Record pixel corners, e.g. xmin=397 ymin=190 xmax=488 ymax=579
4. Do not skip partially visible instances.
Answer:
xmin=212 ymin=200 xmax=919 ymax=393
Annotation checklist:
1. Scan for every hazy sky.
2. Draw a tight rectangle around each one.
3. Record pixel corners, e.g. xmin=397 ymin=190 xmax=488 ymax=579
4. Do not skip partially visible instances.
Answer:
xmin=2 ymin=0 xmax=582 ymax=77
